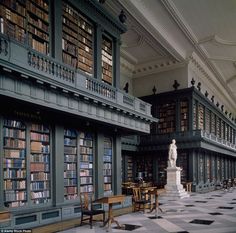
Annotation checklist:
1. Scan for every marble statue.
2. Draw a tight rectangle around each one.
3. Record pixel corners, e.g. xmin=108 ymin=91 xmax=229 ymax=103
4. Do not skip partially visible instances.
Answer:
xmin=168 ymin=139 xmax=177 ymax=167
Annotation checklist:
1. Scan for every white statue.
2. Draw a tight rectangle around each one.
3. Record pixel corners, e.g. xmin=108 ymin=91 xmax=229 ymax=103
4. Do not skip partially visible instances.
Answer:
xmin=168 ymin=139 xmax=177 ymax=167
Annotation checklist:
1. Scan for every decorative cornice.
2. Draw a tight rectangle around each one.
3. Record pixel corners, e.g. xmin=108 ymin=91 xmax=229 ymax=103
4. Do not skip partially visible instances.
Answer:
xmin=132 ymin=59 xmax=184 ymax=78
xmin=198 ymin=35 xmax=236 ymax=46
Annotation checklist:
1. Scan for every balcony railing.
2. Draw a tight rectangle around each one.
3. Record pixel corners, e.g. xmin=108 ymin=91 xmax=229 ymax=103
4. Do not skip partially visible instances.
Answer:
xmin=140 ymin=130 xmax=236 ymax=151
xmin=0 ymin=35 xmax=153 ymax=118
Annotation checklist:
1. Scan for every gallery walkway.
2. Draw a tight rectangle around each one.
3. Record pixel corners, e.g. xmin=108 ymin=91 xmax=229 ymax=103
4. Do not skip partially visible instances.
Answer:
xmin=33 ymin=188 xmax=236 ymax=233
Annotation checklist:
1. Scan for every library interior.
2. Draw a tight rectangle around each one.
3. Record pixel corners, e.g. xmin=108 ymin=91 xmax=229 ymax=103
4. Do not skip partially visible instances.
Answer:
xmin=0 ymin=0 xmax=236 ymax=232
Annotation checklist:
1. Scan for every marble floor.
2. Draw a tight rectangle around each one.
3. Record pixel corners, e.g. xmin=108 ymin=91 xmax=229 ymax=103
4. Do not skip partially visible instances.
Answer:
xmin=56 ymin=188 xmax=236 ymax=233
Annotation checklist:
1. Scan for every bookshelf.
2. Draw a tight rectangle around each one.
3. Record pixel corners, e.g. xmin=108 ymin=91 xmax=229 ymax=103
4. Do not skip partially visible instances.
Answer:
xmin=211 ymin=112 xmax=216 ymax=135
xmin=198 ymin=103 xmax=204 ymax=130
xmin=177 ymin=152 xmax=187 ymax=182
xmin=64 ymin=129 xmax=78 ymax=200
xmin=193 ymin=101 xmax=197 ymax=130
xmin=158 ymin=102 xmax=176 ymax=134
xmin=62 ymin=2 xmax=94 ymax=75
xmin=30 ymin=123 xmax=51 ymax=204
xmin=205 ymin=108 xmax=210 ymax=133
xmin=0 ymin=0 xmax=49 ymax=54
xmin=216 ymin=116 xmax=220 ymax=138
xmin=79 ymin=132 xmax=93 ymax=193
xmin=102 ymin=35 xmax=113 ymax=85
xmin=27 ymin=0 xmax=50 ymax=55
xmin=180 ymin=100 xmax=188 ymax=132
xmin=0 ymin=0 xmax=27 ymax=43
xmin=103 ymin=137 xmax=112 ymax=194
xmin=3 ymin=119 xmax=27 ymax=208
xmin=127 ymin=156 xmax=133 ymax=181
xmin=78 ymin=14 xmax=93 ymax=76
xmin=62 ymin=2 xmax=79 ymax=69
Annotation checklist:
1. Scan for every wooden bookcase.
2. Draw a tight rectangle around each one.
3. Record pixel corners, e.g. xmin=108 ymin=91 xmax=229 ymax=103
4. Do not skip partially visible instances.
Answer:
xmin=0 ymin=0 xmax=49 ymax=55
xmin=30 ymin=123 xmax=51 ymax=204
xmin=62 ymin=2 xmax=93 ymax=75
xmin=79 ymin=132 xmax=94 ymax=193
xmin=103 ymin=137 xmax=112 ymax=194
xmin=27 ymin=0 xmax=49 ymax=55
xmin=127 ymin=156 xmax=133 ymax=181
xmin=0 ymin=0 xmax=26 ymax=43
xmin=64 ymin=129 xmax=78 ymax=200
xmin=180 ymin=99 xmax=188 ymax=131
xmin=158 ymin=102 xmax=176 ymax=134
xmin=3 ymin=119 xmax=27 ymax=208
xmin=198 ymin=103 xmax=204 ymax=130
xmin=102 ymin=35 xmax=113 ymax=85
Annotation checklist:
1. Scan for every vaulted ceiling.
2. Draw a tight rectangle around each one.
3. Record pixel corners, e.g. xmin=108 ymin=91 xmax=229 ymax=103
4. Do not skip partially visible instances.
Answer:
xmin=103 ymin=0 xmax=236 ymax=113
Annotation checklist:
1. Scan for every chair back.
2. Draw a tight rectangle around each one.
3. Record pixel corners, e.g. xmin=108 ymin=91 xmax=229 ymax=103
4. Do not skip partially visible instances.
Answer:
xmin=132 ymin=187 xmax=142 ymax=201
xmin=80 ymin=192 xmax=93 ymax=211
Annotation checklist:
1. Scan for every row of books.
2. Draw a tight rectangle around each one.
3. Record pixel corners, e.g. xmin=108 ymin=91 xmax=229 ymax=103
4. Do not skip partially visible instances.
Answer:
xmin=4 ymin=138 xmax=25 ymax=148
xmin=28 ymin=35 xmax=49 ymax=55
xmin=1 ymin=0 xmax=26 ymax=16
xmin=31 ymin=142 xmax=50 ymax=153
xmin=64 ymin=186 xmax=77 ymax=195
xmin=2 ymin=7 xmax=25 ymax=28
xmin=63 ymin=32 xmax=78 ymax=46
xmin=64 ymin=146 xmax=77 ymax=154
xmin=64 ymin=163 xmax=76 ymax=170
xmin=104 ymin=184 xmax=111 ymax=191
xmin=80 ymin=169 xmax=92 ymax=177
xmin=64 ymin=129 xmax=77 ymax=137
xmin=31 ymin=190 xmax=50 ymax=199
xmin=4 ymin=119 xmax=25 ymax=128
xmin=4 ymin=158 xmax=26 ymax=168
xmin=4 ymin=180 xmax=26 ymax=190
xmin=80 ymin=146 xmax=93 ymax=154
xmin=80 ymin=184 xmax=93 ymax=193
xmin=62 ymin=52 xmax=77 ymax=68
xmin=62 ymin=39 xmax=78 ymax=56
xmin=63 ymin=25 xmax=78 ymax=40
xmin=80 ymin=177 xmax=92 ymax=184
xmin=29 ymin=0 xmax=49 ymax=11
xmin=103 ymin=163 xmax=112 ymax=169
xmin=64 ymin=170 xmax=77 ymax=178
xmin=104 ymin=176 xmax=111 ymax=183
xmin=64 ymin=154 xmax=76 ymax=162
xmin=4 ymin=149 xmax=26 ymax=158
xmin=31 ymin=132 xmax=49 ymax=141
xmin=64 ymin=137 xmax=77 ymax=146
xmin=3 ymin=128 xmax=25 ymax=139
xmin=4 ymin=168 xmax=26 ymax=179
xmin=4 ymin=190 xmax=26 ymax=201
xmin=64 ymin=178 xmax=77 ymax=186
xmin=31 ymin=172 xmax=50 ymax=181
xmin=78 ymin=62 xmax=92 ymax=75
xmin=81 ymin=154 xmax=93 ymax=162
xmin=103 ymin=155 xmax=112 ymax=162
xmin=30 ymin=163 xmax=49 ymax=172
xmin=27 ymin=1 xmax=49 ymax=22
xmin=103 ymin=169 xmax=112 ymax=176
xmin=31 ymin=154 xmax=49 ymax=163
xmin=80 ymin=162 xmax=93 ymax=169
xmin=31 ymin=123 xmax=49 ymax=132
xmin=30 ymin=181 xmax=49 ymax=190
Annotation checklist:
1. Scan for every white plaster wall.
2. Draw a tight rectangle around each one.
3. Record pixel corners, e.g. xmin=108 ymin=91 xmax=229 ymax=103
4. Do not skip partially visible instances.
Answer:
xmin=132 ymin=66 xmax=188 ymax=97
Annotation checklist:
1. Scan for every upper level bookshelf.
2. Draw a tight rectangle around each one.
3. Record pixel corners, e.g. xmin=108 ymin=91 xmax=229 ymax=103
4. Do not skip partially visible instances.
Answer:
xmin=64 ymin=129 xmax=78 ymax=200
xmin=180 ymin=99 xmax=188 ymax=132
xmin=3 ymin=119 xmax=27 ymax=208
xmin=79 ymin=132 xmax=94 ymax=193
xmin=62 ymin=2 xmax=94 ymax=76
xmin=0 ymin=0 xmax=50 ymax=55
xmin=103 ymin=137 xmax=112 ymax=195
xmin=102 ymin=35 xmax=113 ymax=85
xmin=30 ymin=123 xmax=51 ymax=205
xmin=158 ymin=102 xmax=176 ymax=134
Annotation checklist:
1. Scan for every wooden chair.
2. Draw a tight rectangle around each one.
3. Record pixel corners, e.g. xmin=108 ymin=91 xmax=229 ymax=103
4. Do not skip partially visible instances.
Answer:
xmin=132 ymin=187 xmax=150 ymax=212
xmin=80 ymin=192 xmax=105 ymax=229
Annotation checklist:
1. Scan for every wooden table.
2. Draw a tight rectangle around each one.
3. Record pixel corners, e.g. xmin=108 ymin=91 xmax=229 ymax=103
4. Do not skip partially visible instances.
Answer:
xmin=95 ymin=195 xmax=125 ymax=231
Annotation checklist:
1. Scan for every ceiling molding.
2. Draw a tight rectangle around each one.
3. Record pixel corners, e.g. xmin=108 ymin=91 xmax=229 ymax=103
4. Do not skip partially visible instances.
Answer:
xmin=208 ymin=56 xmax=236 ymax=62
xmin=226 ymin=75 xmax=236 ymax=84
xmin=162 ymin=0 xmax=236 ymax=112
xmin=198 ymin=35 xmax=236 ymax=46
xmin=118 ymin=0 xmax=184 ymax=62
xmin=132 ymin=60 xmax=185 ymax=79
xmin=120 ymin=49 xmax=138 ymax=64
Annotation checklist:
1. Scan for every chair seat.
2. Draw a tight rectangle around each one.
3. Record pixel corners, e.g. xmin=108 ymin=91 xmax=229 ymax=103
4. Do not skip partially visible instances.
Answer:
xmin=82 ymin=209 xmax=105 ymax=216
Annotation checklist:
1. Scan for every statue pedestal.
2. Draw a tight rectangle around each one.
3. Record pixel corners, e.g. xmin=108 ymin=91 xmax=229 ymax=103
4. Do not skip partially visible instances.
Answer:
xmin=162 ymin=167 xmax=189 ymax=200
